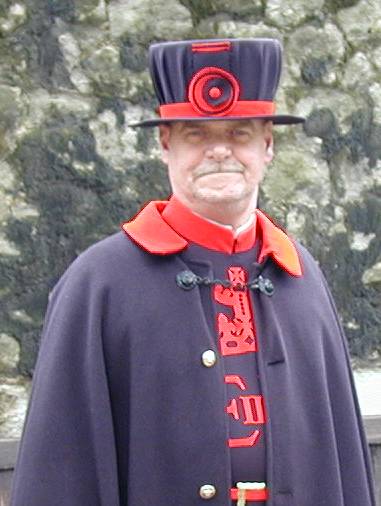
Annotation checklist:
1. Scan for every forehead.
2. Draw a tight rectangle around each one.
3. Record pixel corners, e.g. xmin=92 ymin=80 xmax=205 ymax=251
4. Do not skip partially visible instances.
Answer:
xmin=174 ymin=119 xmax=263 ymax=131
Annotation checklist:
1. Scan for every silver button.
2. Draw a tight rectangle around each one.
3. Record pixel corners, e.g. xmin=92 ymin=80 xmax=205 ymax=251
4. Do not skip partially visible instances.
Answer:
xmin=201 ymin=349 xmax=217 ymax=367
xmin=199 ymin=484 xmax=217 ymax=499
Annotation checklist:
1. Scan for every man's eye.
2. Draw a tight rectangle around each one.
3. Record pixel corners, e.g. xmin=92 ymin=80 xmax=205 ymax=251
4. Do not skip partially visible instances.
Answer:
xmin=233 ymin=129 xmax=250 ymax=136
xmin=185 ymin=130 xmax=204 ymax=140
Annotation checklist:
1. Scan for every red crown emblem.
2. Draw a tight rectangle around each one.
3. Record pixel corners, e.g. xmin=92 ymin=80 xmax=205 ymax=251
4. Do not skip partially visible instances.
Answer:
xmin=188 ymin=67 xmax=240 ymax=116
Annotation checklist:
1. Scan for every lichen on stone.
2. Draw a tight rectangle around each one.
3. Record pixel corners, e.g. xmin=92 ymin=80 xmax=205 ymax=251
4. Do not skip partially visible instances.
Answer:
xmin=211 ymin=20 xmax=283 ymax=40
xmin=362 ymin=261 xmax=381 ymax=286
xmin=0 ymin=333 xmax=20 ymax=373
xmin=108 ymin=0 xmax=193 ymax=42
xmin=350 ymin=232 xmax=376 ymax=252
xmin=337 ymin=0 xmax=381 ymax=47
xmin=286 ymin=24 xmax=346 ymax=83
xmin=265 ymin=0 xmax=325 ymax=29
xmin=262 ymin=135 xmax=331 ymax=211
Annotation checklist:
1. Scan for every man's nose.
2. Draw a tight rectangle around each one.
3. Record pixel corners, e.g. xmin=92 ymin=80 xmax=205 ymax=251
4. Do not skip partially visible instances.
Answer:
xmin=205 ymin=145 xmax=232 ymax=162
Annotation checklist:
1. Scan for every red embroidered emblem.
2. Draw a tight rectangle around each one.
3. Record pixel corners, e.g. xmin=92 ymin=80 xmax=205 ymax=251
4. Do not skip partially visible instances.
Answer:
xmin=214 ymin=267 xmax=257 ymax=356
xmin=188 ymin=66 xmax=240 ymax=116
xmin=228 ymin=430 xmax=261 ymax=448
xmin=224 ymin=375 xmax=266 ymax=448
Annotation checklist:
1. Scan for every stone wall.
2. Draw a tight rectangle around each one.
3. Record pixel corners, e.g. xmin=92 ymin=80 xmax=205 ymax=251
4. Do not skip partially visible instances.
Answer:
xmin=0 ymin=0 xmax=380 ymax=438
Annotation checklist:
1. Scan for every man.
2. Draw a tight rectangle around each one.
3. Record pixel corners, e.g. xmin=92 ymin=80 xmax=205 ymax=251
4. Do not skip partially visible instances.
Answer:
xmin=10 ymin=39 xmax=376 ymax=506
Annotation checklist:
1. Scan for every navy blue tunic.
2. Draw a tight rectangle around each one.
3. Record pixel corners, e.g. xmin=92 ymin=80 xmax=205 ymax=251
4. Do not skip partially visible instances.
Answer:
xmin=180 ymin=242 xmax=266 ymax=504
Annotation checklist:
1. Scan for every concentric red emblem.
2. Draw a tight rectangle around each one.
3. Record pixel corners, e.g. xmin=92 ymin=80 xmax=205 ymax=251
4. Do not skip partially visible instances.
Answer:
xmin=188 ymin=66 xmax=240 ymax=116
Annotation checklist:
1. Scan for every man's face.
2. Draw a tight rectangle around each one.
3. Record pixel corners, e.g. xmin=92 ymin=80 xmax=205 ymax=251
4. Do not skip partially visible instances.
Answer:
xmin=159 ymin=119 xmax=274 ymax=207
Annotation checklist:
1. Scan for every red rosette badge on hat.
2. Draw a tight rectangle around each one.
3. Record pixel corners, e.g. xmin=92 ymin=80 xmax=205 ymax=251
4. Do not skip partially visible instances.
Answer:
xmin=188 ymin=67 xmax=240 ymax=116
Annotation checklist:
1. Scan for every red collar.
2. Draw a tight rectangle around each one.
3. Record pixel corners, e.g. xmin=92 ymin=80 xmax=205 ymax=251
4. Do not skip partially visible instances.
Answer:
xmin=121 ymin=198 xmax=302 ymax=277
xmin=162 ymin=195 xmax=257 ymax=254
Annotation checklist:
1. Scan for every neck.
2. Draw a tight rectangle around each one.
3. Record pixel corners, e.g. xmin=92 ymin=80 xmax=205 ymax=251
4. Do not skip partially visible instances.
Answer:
xmin=174 ymin=188 xmax=259 ymax=230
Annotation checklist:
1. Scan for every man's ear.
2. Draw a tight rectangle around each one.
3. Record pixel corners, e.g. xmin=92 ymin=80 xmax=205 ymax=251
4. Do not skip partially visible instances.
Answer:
xmin=264 ymin=122 xmax=274 ymax=164
xmin=265 ymin=138 xmax=274 ymax=163
xmin=159 ymin=125 xmax=170 ymax=164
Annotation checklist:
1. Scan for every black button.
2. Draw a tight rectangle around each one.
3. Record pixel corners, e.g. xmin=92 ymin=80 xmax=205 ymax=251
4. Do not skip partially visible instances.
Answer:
xmin=176 ymin=270 xmax=198 ymax=290
xmin=259 ymin=276 xmax=275 ymax=296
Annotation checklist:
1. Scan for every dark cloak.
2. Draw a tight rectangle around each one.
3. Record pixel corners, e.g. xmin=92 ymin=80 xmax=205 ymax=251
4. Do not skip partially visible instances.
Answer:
xmin=10 ymin=202 xmax=376 ymax=506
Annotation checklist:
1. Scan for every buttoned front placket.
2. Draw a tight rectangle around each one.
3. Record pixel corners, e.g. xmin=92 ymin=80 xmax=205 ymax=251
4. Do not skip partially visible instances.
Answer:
xmin=177 ymin=246 xmax=270 ymax=505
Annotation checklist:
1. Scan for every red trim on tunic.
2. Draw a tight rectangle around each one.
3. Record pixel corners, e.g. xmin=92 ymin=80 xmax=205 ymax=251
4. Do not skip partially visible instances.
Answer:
xmin=121 ymin=196 xmax=302 ymax=276
xmin=230 ymin=487 xmax=269 ymax=501
xmin=159 ymin=100 xmax=275 ymax=118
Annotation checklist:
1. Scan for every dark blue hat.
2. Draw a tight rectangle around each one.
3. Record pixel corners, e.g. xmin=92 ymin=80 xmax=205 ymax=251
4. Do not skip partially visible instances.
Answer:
xmin=130 ymin=38 xmax=304 ymax=127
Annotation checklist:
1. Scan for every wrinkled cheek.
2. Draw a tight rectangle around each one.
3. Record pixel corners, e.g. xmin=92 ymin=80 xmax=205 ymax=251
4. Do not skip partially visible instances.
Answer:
xmin=248 ymin=162 xmax=266 ymax=179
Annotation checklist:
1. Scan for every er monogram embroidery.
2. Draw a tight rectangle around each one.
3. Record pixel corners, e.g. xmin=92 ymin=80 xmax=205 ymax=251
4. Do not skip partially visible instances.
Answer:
xmin=214 ymin=267 xmax=257 ymax=356
xmin=224 ymin=375 xmax=265 ymax=448
xmin=214 ymin=267 xmax=267 ymax=455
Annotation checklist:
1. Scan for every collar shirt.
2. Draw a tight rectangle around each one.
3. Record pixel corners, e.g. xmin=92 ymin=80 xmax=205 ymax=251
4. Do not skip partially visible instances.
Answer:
xmin=161 ymin=194 xmax=257 ymax=254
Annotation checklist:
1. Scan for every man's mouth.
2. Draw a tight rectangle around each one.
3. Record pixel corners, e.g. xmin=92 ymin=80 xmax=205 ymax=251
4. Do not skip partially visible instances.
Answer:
xmin=194 ymin=166 xmax=244 ymax=178
xmin=200 ymin=170 xmax=242 ymax=175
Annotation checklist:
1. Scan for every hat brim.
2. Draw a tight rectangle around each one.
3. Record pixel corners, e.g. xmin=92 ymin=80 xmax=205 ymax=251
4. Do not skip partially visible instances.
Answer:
xmin=129 ymin=114 xmax=305 ymax=128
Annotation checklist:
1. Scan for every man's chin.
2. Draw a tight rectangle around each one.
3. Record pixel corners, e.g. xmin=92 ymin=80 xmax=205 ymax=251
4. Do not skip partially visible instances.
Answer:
xmin=192 ymin=189 xmax=250 ymax=204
